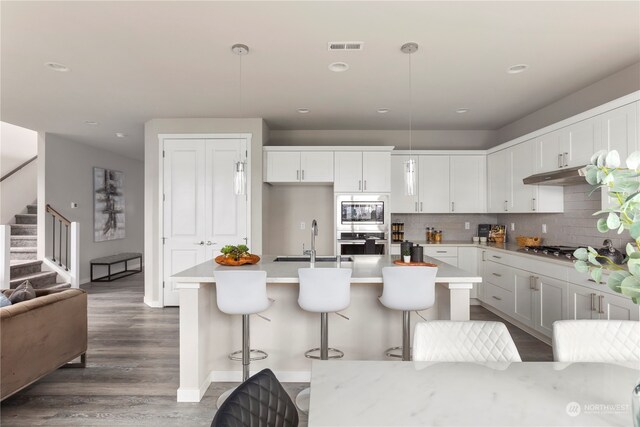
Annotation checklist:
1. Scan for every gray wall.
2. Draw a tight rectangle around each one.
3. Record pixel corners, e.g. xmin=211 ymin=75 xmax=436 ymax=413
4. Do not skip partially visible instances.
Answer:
xmin=269 ymin=130 xmax=497 ymax=150
xmin=263 ymin=185 xmax=334 ymax=255
xmin=496 ymin=62 xmax=640 ymax=144
xmin=43 ymin=134 xmax=144 ymax=283
xmin=1 ymin=122 xmax=38 ymax=224
xmin=143 ymin=118 xmax=267 ymax=306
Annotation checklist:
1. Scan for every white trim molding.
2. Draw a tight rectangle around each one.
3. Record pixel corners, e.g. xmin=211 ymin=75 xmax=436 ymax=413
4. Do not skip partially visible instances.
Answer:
xmin=264 ymin=145 xmax=395 ymax=152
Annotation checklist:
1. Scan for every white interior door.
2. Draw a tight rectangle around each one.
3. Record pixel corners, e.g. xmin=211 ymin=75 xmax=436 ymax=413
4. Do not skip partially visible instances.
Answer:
xmin=205 ymin=139 xmax=248 ymax=259
xmin=163 ymin=138 xmax=248 ymax=306
xmin=163 ymin=139 xmax=207 ymax=306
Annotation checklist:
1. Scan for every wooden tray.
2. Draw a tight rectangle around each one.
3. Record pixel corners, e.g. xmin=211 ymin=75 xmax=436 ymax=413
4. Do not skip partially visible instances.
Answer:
xmin=393 ymin=260 xmax=437 ymax=267
xmin=215 ymin=254 xmax=260 ymax=266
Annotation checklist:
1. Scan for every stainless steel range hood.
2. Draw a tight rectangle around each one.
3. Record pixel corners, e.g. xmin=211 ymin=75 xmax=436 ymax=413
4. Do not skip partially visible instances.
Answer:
xmin=523 ymin=165 xmax=588 ymax=186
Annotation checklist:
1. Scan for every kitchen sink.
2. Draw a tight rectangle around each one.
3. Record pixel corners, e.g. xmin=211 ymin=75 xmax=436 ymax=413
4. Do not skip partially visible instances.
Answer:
xmin=272 ymin=256 xmax=353 ymax=263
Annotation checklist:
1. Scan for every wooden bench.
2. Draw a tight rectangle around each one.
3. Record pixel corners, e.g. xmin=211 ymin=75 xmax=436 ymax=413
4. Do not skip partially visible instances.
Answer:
xmin=90 ymin=252 xmax=142 ymax=282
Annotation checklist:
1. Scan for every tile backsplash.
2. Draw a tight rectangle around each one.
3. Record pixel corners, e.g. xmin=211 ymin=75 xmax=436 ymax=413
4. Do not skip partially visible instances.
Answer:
xmin=497 ymin=183 xmax=630 ymax=250
xmin=391 ymin=213 xmax=498 ymax=242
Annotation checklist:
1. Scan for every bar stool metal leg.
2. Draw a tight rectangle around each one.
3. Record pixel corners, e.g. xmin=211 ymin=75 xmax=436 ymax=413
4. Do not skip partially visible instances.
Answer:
xmin=320 ymin=312 xmax=329 ymax=360
xmin=402 ymin=311 xmax=411 ymax=361
xmin=242 ymin=314 xmax=250 ymax=381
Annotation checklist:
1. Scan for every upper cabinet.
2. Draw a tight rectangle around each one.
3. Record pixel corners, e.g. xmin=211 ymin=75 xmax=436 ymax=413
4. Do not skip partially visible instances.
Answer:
xmin=391 ymin=154 xmax=486 ymax=213
xmin=535 ymin=119 xmax=596 ymax=172
xmin=264 ymin=150 xmax=333 ymax=183
xmin=335 ymin=151 xmax=391 ymax=193
xmin=488 ymin=141 xmax=563 ymax=214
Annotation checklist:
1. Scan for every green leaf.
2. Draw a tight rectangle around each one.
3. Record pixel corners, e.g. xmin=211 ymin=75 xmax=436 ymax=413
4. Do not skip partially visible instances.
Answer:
xmin=597 ymin=218 xmax=609 ymax=232
xmin=620 ymin=275 xmax=640 ymax=299
xmin=628 ymin=259 xmax=640 ymax=277
xmin=573 ymin=248 xmax=588 ymax=261
xmin=588 ymin=252 xmax=600 ymax=266
xmin=590 ymin=267 xmax=603 ymax=284
xmin=606 ymin=212 xmax=621 ymax=229
xmin=585 ymin=166 xmax=600 ymax=185
xmin=605 ymin=150 xmax=621 ymax=168
xmin=630 ymin=222 xmax=640 ymax=239
xmin=591 ymin=150 xmax=607 ymax=165
xmin=628 ymin=243 xmax=638 ymax=256
xmin=607 ymin=270 xmax=631 ymax=293
xmin=587 ymin=246 xmax=598 ymax=255
xmin=626 ymin=151 xmax=640 ymax=170
xmin=574 ymin=260 xmax=589 ymax=273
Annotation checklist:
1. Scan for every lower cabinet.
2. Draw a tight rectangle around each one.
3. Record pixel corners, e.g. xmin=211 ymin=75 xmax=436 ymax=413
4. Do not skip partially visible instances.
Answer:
xmin=534 ymin=275 xmax=566 ymax=336
xmin=568 ymin=282 xmax=639 ymax=321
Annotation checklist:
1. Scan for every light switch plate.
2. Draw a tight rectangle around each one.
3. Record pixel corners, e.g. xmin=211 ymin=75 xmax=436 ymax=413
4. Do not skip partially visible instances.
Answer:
xmin=464 ymin=222 xmax=470 ymax=230
xmin=300 ymin=222 xmax=306 ymax=230
xmin=510 ymin=223 xmax=515 ymax=231
xmin=542 ymin=224 xmax=547 ymax=233
xmin=70 ymin=202 xmax=78 ymax=208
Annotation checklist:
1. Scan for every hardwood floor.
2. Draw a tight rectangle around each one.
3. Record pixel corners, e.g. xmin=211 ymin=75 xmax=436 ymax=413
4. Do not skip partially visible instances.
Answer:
xmin=1 ymin=274 xmax=552 ymax=426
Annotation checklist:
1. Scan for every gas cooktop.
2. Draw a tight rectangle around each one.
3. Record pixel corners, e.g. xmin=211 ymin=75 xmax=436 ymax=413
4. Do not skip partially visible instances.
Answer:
xmin=519 ymin=245 xmax=580 ymax=261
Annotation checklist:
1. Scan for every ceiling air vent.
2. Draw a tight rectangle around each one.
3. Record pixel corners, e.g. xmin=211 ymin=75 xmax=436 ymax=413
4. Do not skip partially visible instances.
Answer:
xmin=328 ymin=41 xmax=364 ymax=51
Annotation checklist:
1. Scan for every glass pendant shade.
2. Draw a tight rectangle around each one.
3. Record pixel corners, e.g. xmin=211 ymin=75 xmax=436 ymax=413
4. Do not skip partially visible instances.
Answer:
xmin=234 ymin=161 xmax=247 ymax=196
xmin=404 ymin=158 xmax=416 ymax=196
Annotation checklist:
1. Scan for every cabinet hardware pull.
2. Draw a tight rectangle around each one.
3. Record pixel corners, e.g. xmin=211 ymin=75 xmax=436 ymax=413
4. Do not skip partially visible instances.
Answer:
xmin=359 ymin=180 xmax=362 ymax=191
xmin=563 ymin=152 xmax=569 ymax=167
xmin=302 ymin=170 xmax=305 ymax=180
xmin=532 ymin=198 xmax=536 ymax=211
xmin=529 ymin=276 xmax=535 ymax=290
xmin=420 ymin=202 xmax=423 ymax=211
xmin=415 ymin=202 xmax=418 ymax=212
xmin=598 ymin=295 xmax=605 ymax=314
xmin=492 ymin=255 xmax=502 ymax=259
xmin=558 ymin=153 xmax=562 ymax=168
xmin=482 ymin=251 xmax=486 ymax=261
xmin=436 ymin=251 xmax=447 ymax=253
xmin=492 ymin=273 xmax=502 ymax=277
xmin=297 ymin=170 xmax=300 ymax=180
xmin=504 ymin=200 xmax=508 ymax=211
xmin=590 ymin=293 xmax=597 ymax=312
xmin=492 ymin=296 xmax=502 ymax=301
xmin=534 ymin=276 xmax=539 ymax=291
xmin=194 ymin=241 xmax=205 ymax=246
xmin=451 ymin=201 xmax=455 ymax=212
xmin=364 ymin=180 xmax=367 ymax=190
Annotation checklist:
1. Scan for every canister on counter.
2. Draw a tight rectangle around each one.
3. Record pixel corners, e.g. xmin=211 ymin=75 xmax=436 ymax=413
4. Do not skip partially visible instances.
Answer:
xmin=410 ymin=245 xmax=424 ymax=263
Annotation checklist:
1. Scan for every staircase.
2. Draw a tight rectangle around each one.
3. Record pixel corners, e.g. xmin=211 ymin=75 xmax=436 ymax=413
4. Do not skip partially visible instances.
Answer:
xmin=9 ymin=204 xmax=70 ymax=290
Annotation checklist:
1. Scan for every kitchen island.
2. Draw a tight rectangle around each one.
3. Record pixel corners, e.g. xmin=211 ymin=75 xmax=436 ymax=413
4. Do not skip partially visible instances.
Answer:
xmin=172 ymin=255 xmax=481 ymax=402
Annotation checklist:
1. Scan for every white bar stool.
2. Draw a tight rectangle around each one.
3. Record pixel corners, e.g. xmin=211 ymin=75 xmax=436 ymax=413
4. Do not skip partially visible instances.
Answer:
xmin=380 ymin=266 xmax=437 ymax=361
xmin=296 ymin=267 xmax=352 ymax=413
xmin=213 ymin=270 xmax=272 ymax=408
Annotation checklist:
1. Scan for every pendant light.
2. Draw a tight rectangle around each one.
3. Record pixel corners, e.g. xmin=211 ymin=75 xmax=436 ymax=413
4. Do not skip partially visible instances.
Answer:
xmin=232 ymin=43 xmax=249 ymax=196
xmin=401 ymin=42 xmax=418 ymax=196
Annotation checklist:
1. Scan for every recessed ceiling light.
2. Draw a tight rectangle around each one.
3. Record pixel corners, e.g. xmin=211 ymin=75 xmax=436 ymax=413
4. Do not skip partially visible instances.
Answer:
xmin=328 ymin=62 xmax=349 ymax=72
xmin=377 ymin=108 xmax=390 ymax=114
xmin=115 ymin=132 xmax=126 ymax=138
xmin=507 ymin=64 xmax=529 ymax=74
xmin=297 ymin=108 xmax=310 ymax=114
xmin=84 ymin=120 xmax=98 ymax=125
xmin=456 ymin=108 xmax=469 ymax=114
xmin=45 ymin=62 xmax=70 ymax=72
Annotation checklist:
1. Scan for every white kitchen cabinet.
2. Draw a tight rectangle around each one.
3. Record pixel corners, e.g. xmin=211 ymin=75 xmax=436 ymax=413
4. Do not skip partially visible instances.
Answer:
xmin=489 ymin=142 xmax=563 ymax=213
xmin=457 ymin=247 xmax=479 ymax=299
xmin=534 ymin=274 xmax=566 ymax=336
xmin=265 ymin=151 xmax=333 ymax=183
xmin=391 ymin=154 xmax=486 ymax=213
xmin=513 ymin=270 xmax=536 ymax=326
xmin=450 ymin=156 xmax=486 ymax=213
xmin=390 ymin=155 xmax=418 ymax=213
xmin=419 ymin=156 xmax=450 ymax=213
xmin=536 ymin=132 xmax=563 ymax=172
xmin=487 ymin=149 xmax=511 ymax=213
xmin=335 ymin=151 xmax=390 ymax=193
xmin=567 ymin=281 xmax=639 ymax=321
xmin=560 ymin=119 xmax=597 ymax=168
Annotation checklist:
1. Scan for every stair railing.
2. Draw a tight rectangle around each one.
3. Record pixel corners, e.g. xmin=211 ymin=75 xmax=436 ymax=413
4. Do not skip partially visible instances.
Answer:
xmin=45 ymin=204 xmax=80 ymax=287
xmin=0 ymin=156 xmax=37 ymax=183
xmin=0 ymin=225 xmax=9 ymax=289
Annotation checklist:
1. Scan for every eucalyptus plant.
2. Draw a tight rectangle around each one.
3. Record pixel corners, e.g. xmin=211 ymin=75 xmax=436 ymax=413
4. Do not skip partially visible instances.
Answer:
xmin=573 ymin=150 xmax=640 ymax=304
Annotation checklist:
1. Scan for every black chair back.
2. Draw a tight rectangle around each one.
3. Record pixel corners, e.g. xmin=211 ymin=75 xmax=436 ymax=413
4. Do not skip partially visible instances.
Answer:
xmin=211 ymin=368 xmax=299 ymax=427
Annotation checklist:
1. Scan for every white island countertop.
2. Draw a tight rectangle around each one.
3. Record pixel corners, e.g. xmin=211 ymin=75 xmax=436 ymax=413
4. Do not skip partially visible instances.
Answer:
xmin=171 ymin=254 xmax=482 ymax=286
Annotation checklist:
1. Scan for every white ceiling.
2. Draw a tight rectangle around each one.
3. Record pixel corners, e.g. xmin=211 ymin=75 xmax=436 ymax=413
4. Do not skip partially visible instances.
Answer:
xmin=2 ymin=1 xmax=639 ymax=160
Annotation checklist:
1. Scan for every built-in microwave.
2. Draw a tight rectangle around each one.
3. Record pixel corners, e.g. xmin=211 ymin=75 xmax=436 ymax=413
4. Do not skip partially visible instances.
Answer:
xmin=335 ymin=194 xmax=390 ymax=255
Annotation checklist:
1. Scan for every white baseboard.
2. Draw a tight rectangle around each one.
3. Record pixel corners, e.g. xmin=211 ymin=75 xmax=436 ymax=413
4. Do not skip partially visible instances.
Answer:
xmin=177 ymin=374 xmax=211 ymax=402
xmin=143 ymin=297 xmax=163 ymax=308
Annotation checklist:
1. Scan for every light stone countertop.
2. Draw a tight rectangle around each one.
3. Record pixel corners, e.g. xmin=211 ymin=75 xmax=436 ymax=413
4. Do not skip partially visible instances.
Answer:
xmin=308 ymin=360 xmax=639 ymax=427
xmin=171 ymin=254 xmax=482 ymax=286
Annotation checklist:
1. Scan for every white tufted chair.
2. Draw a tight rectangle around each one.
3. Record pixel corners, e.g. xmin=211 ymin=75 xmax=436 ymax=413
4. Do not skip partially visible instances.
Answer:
xmin=413 ymin=321 xmax=522 ymax=362
xmin=552 ymin=320 xmax=640 ymax=362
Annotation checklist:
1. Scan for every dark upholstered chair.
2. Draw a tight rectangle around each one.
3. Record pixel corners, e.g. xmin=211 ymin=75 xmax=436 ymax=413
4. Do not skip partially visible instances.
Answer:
xmin=211 ymin=369 xmax=299 ymax=427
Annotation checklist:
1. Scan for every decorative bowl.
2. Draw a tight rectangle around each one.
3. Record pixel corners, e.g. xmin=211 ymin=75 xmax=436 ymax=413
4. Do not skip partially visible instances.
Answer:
xmin=215 ymin=254 xmax=260 ymax=266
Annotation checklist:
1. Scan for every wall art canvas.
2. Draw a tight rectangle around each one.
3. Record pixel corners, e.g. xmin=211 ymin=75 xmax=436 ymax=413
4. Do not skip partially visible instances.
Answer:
xmin=94 ymin=167 xmax=125 ymax=241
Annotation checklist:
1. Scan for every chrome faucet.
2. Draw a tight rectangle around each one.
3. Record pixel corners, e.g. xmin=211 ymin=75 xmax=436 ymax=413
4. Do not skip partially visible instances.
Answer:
xmin=303 ymin=219 xmax=318 ymax=266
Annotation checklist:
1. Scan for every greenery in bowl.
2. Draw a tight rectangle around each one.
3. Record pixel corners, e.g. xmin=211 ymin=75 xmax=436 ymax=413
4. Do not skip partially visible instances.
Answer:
xmin=573 ymin=150 xmax=640 ymax=304
xmin=220 ymin=244 xmax=251 ymax=261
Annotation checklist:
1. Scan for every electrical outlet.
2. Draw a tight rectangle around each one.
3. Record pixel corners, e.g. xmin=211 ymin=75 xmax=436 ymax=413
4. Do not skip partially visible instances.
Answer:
xmin=510 ymin=223 xmax=515 ymax=231
xmin=542 ymin=224 xmax=547 ymax=233
xmin=300 ymin=222 xmax=306 ymax=230
xmin=464 ymin=222 xmax=470 ymax=230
